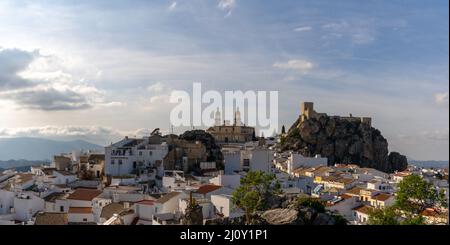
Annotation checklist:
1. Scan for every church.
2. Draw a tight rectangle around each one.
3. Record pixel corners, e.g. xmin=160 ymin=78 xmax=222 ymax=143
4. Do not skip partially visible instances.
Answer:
xmin=206 ymin=108 xmax=255 ymax=144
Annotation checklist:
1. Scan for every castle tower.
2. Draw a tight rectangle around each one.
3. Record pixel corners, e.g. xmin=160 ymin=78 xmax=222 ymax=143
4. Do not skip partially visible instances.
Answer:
xmin=301 ymin=102 xmax=315 ymax=121
xmin=214 ymin=107 xmax=221 ymax=126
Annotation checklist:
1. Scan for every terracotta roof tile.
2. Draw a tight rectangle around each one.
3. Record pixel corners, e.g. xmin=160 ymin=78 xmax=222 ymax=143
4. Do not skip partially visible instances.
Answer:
xmin=196 ymin=184 xmax=222 ymax=194
xmin=371 ymin=193 xmax=393 ymax=202
xmin=67 ymin=189 xmax=102 ymax=201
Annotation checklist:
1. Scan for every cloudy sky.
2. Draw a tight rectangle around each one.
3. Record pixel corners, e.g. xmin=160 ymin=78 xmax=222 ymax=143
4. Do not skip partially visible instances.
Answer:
xmin=0 ymin=0 xmax=448 ymax=160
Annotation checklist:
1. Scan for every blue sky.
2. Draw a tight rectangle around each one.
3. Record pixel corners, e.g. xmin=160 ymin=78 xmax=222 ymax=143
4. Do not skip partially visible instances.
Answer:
xmin=0 ymin=0 xmax=448 ymax=160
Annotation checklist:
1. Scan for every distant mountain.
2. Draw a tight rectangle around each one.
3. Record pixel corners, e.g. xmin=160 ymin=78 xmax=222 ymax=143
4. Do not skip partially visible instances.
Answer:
xmin=408 ymin=160 xmax=449 ymax=169
xmin=0 ymin=137 xmax=103 ymax=161
xmin=0 ymin=159 xmax=51 ymax=172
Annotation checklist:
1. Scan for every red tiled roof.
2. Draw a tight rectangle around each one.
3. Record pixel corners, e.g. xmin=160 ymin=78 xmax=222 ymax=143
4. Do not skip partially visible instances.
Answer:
xmin=68 ymin=207 xmax=92 ymax=214
xmin=340 ymin=194 xmax=353 ymax=200
xmin=67 ymin=189 xmax=102 ymax=201
xmin=352 ymin=205 xmax=373 ymax=215
xmin=196 ymin=184 xmax=222 ymax=194
xmin=372 ymin=193 xmax=393 ymax=202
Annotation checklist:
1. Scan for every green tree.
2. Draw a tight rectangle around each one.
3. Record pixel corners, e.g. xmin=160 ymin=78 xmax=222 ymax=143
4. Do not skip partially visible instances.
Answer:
xmin=232 ymin=171 xmax=281 ymax=224
xmin=400 ymin=214 xmax=425 ymax=225
xmin=396 ymin=174 xmax=448 ymax=214
xmin=296 ymin=196 xmax=325 ymax=213
xmin=368 ymin=206 xmax=400 ymax=225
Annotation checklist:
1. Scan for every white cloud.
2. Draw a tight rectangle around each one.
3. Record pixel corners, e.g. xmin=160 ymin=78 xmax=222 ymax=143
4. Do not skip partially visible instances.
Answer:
xmin=322 ymin=20 xmax=375 ymax=45
xmin=434 ymin=92 xmax=449 ymax=106
xmin=147 ymin=82 xmax=165 ymax=93
xmin=168 ymin=2 xmax=177 ymax=11
xmin=294 ymin=26 xmax=312 ymax=32
xmin=420 ymin=129 xmax=449 ymax=141
xmin=0 ymin=48 xmax=114 ymax=111
xmin=218 ymin=0 xmax=236 ymax=16
xmin=273 ymin=59 xmax=314 ymax=73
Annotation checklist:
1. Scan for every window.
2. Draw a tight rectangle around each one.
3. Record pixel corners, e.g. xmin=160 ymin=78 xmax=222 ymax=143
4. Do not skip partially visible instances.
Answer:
xmin=149 ymin=151 xmax=153 ymax=156
xmin=243 ymin=159 xmax=250 ymax=167
xmin=119 ymin=160 xmax=123 ymax=165
xmin=83 ymin=218 xmax=88 ymax=222
xmin=60 ymin=206 xmax=64 ymax=212
xmin=139 ymin=151 xmax=143 ymax=156
xmin=111 ymin=160 xmax=115 ymax=165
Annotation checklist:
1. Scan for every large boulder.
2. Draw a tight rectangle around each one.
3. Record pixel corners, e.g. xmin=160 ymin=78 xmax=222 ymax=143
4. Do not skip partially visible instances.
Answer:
xmin=260 ymin=209 xmax=304 ymax=225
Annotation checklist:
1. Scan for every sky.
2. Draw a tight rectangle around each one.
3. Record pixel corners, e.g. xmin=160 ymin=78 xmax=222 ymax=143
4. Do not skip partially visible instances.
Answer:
xmin=0 ymin=0 xmax=448 ymax=160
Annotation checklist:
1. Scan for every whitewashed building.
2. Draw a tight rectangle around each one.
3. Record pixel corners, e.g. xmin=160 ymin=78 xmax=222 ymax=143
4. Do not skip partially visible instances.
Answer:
xmin=105 ymin=135 xmax=168 ymax=177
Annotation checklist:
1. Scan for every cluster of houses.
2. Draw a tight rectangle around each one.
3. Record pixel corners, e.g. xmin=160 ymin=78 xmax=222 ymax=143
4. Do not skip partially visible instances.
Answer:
xmin=0 ymin=114 xmax=448 ymax=225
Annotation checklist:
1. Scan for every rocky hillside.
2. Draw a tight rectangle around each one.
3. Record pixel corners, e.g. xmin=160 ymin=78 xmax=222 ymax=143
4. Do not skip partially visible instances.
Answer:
xmin=179 ymin=130 xmax=224 ymax=166
xmin=279 ymin=115 xmax=407 ymax=173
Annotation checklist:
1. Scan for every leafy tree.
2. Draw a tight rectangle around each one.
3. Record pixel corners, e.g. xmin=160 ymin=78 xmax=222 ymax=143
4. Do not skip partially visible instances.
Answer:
xmin=331 ymin=213 xmax=349 ymax=225
xmin=368 ymin=206 xmax=400 ymax=225
xmin=296 ymin=196 xmax=325 ymax=213
xmin=396 ymin=174 xmax=448 ymax=214
xmin=232 ymin=171 xmax=281 ymax=224
xmin=400 ymin=215 xmax=425 ymax=225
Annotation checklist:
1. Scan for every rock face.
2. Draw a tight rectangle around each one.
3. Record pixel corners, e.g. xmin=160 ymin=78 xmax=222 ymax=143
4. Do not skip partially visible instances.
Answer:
xmin=280 ymin=116 xmax=407 ymax=173
xmin=179 ymin=130 xmax=224 ymax=163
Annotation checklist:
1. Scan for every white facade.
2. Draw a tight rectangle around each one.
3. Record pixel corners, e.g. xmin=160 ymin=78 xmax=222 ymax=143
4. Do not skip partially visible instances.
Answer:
xmin=53 ymin=171 xmax=78 ymax=185
xmin=0 ymin=189 xmax=15 ymax=214
xmin=105 ymin=137 xmax=168 ymax=177
xmin=134 ymin=201 xmax=157 ymax=222
xmin=224 ymin=152 xmax=241 ymax=175
xmin=211 ymin=194 xmax=243 ymax=218
xmin=13 ymin=193 xmax=45 ymax=222
xmin=209 ymin=174 xmax=241 ymax=189
xmin=326 ymin=196 xmax=360 ymax=221
xmin=243 ymin=148 xmax=274 ymax=173
xmin=68 ymin=210 xmax=94 ymax=223
xmin=155 ymin=192 xmax=188 ymax=214
xmin=286 ymin=153 xmax=328 ymax=175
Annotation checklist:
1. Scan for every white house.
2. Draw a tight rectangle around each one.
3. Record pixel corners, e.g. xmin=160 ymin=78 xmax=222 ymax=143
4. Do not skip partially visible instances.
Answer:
xmin=326 ymin=194 xmax=361 ymax=221
xmin=53 ymin=171 xmax=78 ymax=185
xmin=105 ymin=135 xmax=168 ymax=177
xmin=369 ymin=193 xmax=395 ymax=209
xmin=43 ymin=192 xmax=69 ymax=212
xmin=211 ymin=194 xmax=243 ymax=218
xmin=0 ymin=189 xmax=15 ymax=214
xmin=352 ymin=205 xmax=373 ymax=225
xmin=223 ymin=151 xmax=241 ymax=174
xmin=286 ymin=152 xmax=328 ymax=175
xmin=68 ymin=207 xmax=94 ymax=223
xmin=241 ymin=148 xmax=274 ymax=173
xmin=209 ymin=174 xmax=241 ymax=189
xmin=154 ymin=191 xmax=188 ymax=214
xmin=134 ymin=200 xmax=157 ymax=225
xmin=14 ymin=192 xmax=45 ymax=222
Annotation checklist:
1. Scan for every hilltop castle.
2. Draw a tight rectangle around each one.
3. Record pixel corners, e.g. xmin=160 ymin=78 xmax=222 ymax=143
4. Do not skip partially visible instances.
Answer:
xmin=300 ymin=102 xmax=372 ymax=126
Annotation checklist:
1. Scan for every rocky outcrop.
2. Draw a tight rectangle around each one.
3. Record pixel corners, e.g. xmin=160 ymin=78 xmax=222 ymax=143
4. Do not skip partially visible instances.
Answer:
xmin=179 ymin=130 xmax=224 ymax=164
xmin=280 ymin=116 xmax=407 ymax=173
xmin=260 ymin=209 xmax=304 ymax=225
